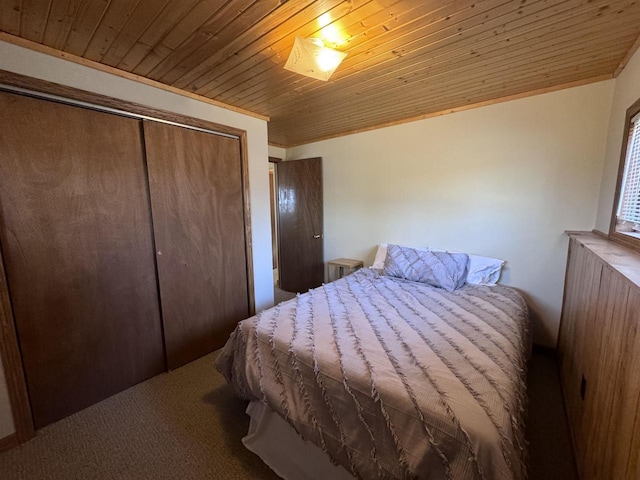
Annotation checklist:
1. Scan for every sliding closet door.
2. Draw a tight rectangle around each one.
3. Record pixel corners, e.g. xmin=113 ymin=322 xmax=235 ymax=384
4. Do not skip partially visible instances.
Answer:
xmin=0 ymin=92 xmax=165 ymax=428
xmin=143 ymin=121 xmax=249 ymax=370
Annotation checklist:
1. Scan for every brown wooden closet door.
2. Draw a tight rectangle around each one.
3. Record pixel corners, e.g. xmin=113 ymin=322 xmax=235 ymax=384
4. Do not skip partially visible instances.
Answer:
xmin=0 ymin=92 xmax=165 ymax=428
xmin=143 ymin=121 xmax=249 ymax=370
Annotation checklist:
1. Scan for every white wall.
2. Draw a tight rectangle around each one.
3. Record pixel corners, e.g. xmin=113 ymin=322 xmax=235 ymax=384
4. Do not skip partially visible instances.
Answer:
xmin=0 ymin=40 xmax=274 ymax=438
xmin=287 ymin=81 xmax=614 ymax=348
xmin=595 ymin=48 xmax=640 ymax=232
xmin=268 ymin=145 xmax=286 ymax=159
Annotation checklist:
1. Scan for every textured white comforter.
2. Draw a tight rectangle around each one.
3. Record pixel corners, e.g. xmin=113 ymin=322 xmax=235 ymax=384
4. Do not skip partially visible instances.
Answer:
xmin=217 ymin=269 xmax=530 ymax=480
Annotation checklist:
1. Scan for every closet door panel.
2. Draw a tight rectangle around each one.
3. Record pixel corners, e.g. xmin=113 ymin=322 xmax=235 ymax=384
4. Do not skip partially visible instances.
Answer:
xmin=143 ymin=121 xmax=249 ymax=369
xmin=0 ymin=92 xmax=165 ymax=428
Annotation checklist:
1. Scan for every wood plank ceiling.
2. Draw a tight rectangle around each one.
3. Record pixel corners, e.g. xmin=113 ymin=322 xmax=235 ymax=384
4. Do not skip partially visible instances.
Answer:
xmin=1 ymin=0 xmax=640 ymax=147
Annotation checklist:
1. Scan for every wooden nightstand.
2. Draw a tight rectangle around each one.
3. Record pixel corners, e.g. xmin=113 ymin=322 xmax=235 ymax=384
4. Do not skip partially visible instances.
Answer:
xmin=327 ymin=258 xmax=364 ymax=282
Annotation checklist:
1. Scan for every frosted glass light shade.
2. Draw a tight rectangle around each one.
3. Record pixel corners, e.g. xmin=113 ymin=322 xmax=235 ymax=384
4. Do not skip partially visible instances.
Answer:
xmin=284 ymin=37 xmax=347 ymax=81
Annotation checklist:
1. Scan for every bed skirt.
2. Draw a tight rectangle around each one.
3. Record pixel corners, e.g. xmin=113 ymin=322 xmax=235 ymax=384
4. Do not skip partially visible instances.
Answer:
xmin=243 ymin=400 xmax=355 ymax=480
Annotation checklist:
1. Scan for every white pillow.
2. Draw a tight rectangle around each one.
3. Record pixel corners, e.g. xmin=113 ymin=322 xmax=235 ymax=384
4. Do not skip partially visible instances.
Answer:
xmin=371 ymin=243 xmax=504 ymax=285
xmin=371 ymin=243 xmax=389 ymax=270
xmin=468 ymin=255 xmax=505 ymax=285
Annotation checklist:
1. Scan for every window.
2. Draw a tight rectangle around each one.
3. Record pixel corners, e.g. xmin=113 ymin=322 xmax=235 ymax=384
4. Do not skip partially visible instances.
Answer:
xmin=612 ymin=97 xmax=640 ymax=244
xmin=617 ymin=113 xmax=640 ymax=229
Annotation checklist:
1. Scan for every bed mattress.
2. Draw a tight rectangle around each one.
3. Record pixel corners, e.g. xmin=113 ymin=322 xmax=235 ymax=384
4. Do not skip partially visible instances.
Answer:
xmin=216 ymin=268 xmax=530 ymax=480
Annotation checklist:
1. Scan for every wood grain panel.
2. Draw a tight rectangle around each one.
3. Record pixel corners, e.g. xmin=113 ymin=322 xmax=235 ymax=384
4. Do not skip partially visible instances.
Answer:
xmin=116 ymin=0 xmax=200 ymax=72
xmin=238 ymin=132 xmax=256 ymax=317
xmin=250 ymin=1 xmax=628 ymax=113
xmin=558 ymin=239 xmax=590 ymax=438
xmin=99 ymin=0 xmax=172 ymax=66
xmin=232 ymin=0 xmax=600 ymax=107
xmin=0 ymin=0 xmax=22 ymax=36
xmin=582 ymin=273 xmax=629 ymax=478
xmin=577 ymin=262 xmax=610 ymax=459
xmin=605 ymin=292 xmax=640 ymax=478
xmin=173 ymin=0 xmax=342 ymax=91
xmin=0 ymin=91 xmax=165 ymax=428
xmin=230 ymin=0 xmax=529 ymax=105
xmin=143 ymin=121 xmax=250 ymax=370
xmin=168 ymin=0 xmax=300 ymax=88
xmin=42 ymin=0 xmax=84 ymax=50
xmin=629 ymin=404 xmax=640 ymax=479
xmin=62 ymin=0 xmax=110 ymax=56
xmin=269 ymin=58 xmax=621 ymax=145
xmin=193 ymin=0 xmax=360 ymax=96
xmin=277 ymin=158 xmax=324 ymax=293
xmin=129 ymin=0 xmax=237 ymax=76
xmin=82 ymin=0 xmax=146 ymax=61
xmin=20 ymin=0 xmax=52 ymax=42
xmin=0 ymin=234 xmax=34 ymax=442
xmin=147 ymin=0 xmax=266 ymax=82
xmin=559 ymin=232 xmax=640 ymax=480
xmin=557 ymin=238 xmax=578 ymax=395
xmin=6 ymin=0 xmax=640 ymax=146
xmin=264 ymin=22 xmax=632 ymax=131
xmin=221 ymin=0 xmax=427 ymax=91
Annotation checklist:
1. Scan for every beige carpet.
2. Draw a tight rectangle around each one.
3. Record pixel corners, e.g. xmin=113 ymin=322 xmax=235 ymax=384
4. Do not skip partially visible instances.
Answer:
xmin=273 ymin=287 xmax=296 ymax=304
xmin=0 ymin=350 xmax=575 ymax=480
xmin=0 ymin=353 xmax=279 ymax=480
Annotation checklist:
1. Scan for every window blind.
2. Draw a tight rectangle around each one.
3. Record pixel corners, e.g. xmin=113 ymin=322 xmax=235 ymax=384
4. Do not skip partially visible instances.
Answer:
xmin=618 ymin=113 xmax=640 ymax=228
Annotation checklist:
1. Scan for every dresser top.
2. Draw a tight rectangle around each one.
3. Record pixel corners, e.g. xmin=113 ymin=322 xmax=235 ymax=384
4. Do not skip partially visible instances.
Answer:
xmin=567 ymin=231 xmax=640 ymax=291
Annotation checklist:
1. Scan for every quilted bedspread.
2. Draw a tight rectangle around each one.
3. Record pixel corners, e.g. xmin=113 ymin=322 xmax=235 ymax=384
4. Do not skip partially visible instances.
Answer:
xmin=216 ymin=268 xmax=530 ymax=480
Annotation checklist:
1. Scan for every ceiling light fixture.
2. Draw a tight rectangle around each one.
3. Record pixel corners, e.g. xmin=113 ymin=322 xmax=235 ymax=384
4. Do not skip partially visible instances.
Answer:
xmin=284 ymin=36 xmax=347 ymax=81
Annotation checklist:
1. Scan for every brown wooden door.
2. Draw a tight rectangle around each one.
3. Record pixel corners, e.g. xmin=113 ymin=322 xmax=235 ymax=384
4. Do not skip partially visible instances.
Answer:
xmin=143 ymin=121 xmax=250 ymax=370
xmin=0 ymin=92 xmax=165 ymax=428
xmin=277 ymin=157 xmax=323 ymax=292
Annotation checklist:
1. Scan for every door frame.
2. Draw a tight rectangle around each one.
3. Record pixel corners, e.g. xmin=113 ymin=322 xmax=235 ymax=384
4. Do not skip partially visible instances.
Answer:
xmin=0 ymin=69 xmax=256 ymax=447
xmin=268 ymin=157 xmax=282 ymax=284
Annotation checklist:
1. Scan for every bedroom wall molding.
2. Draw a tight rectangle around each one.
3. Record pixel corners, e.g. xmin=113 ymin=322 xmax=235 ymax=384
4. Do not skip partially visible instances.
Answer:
xmin=0 ymin=32 xmax=269 ymax=123
xmin=0 ymin=69 xmax=257 ymax=446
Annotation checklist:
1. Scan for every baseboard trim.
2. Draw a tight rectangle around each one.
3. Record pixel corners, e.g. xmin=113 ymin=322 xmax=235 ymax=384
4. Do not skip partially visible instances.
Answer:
xmin=0 ymin=432 xmax=18 ymax=452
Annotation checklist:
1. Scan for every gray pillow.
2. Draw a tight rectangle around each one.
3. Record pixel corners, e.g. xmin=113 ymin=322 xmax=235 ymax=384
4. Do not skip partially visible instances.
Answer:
xmin=382 ymin=244 xmax=470 ymax=292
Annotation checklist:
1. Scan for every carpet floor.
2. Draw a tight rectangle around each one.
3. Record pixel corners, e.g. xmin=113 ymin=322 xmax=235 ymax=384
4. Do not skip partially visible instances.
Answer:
xmin=0 ymin=350 xmax=575 ymax=479
xmin=273 ymin=287 xmax=297 ymax=304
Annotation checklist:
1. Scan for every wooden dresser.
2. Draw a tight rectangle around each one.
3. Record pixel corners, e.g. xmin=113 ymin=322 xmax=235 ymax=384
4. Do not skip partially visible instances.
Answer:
xmin=558 ymin=232 xmax=640 ymax=480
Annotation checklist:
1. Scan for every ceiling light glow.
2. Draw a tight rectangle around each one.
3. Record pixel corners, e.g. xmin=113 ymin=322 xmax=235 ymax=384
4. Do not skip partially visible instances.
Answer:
xmin=317 ymin=12 xmax=347 ymax=46
xmin=316 ymin=47 xmax=344 ymax=72
xmin=284 ymin=36 xmax=347 ymax=81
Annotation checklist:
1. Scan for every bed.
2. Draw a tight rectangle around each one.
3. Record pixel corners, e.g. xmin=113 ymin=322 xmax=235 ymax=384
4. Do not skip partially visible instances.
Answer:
xmin=216 ymin=247 xmax=530 ymax=480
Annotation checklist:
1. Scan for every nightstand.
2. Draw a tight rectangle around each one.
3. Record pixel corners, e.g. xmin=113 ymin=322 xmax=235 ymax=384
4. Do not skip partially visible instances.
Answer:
xmin=327 ymin=258 xmax=364 ymax=282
